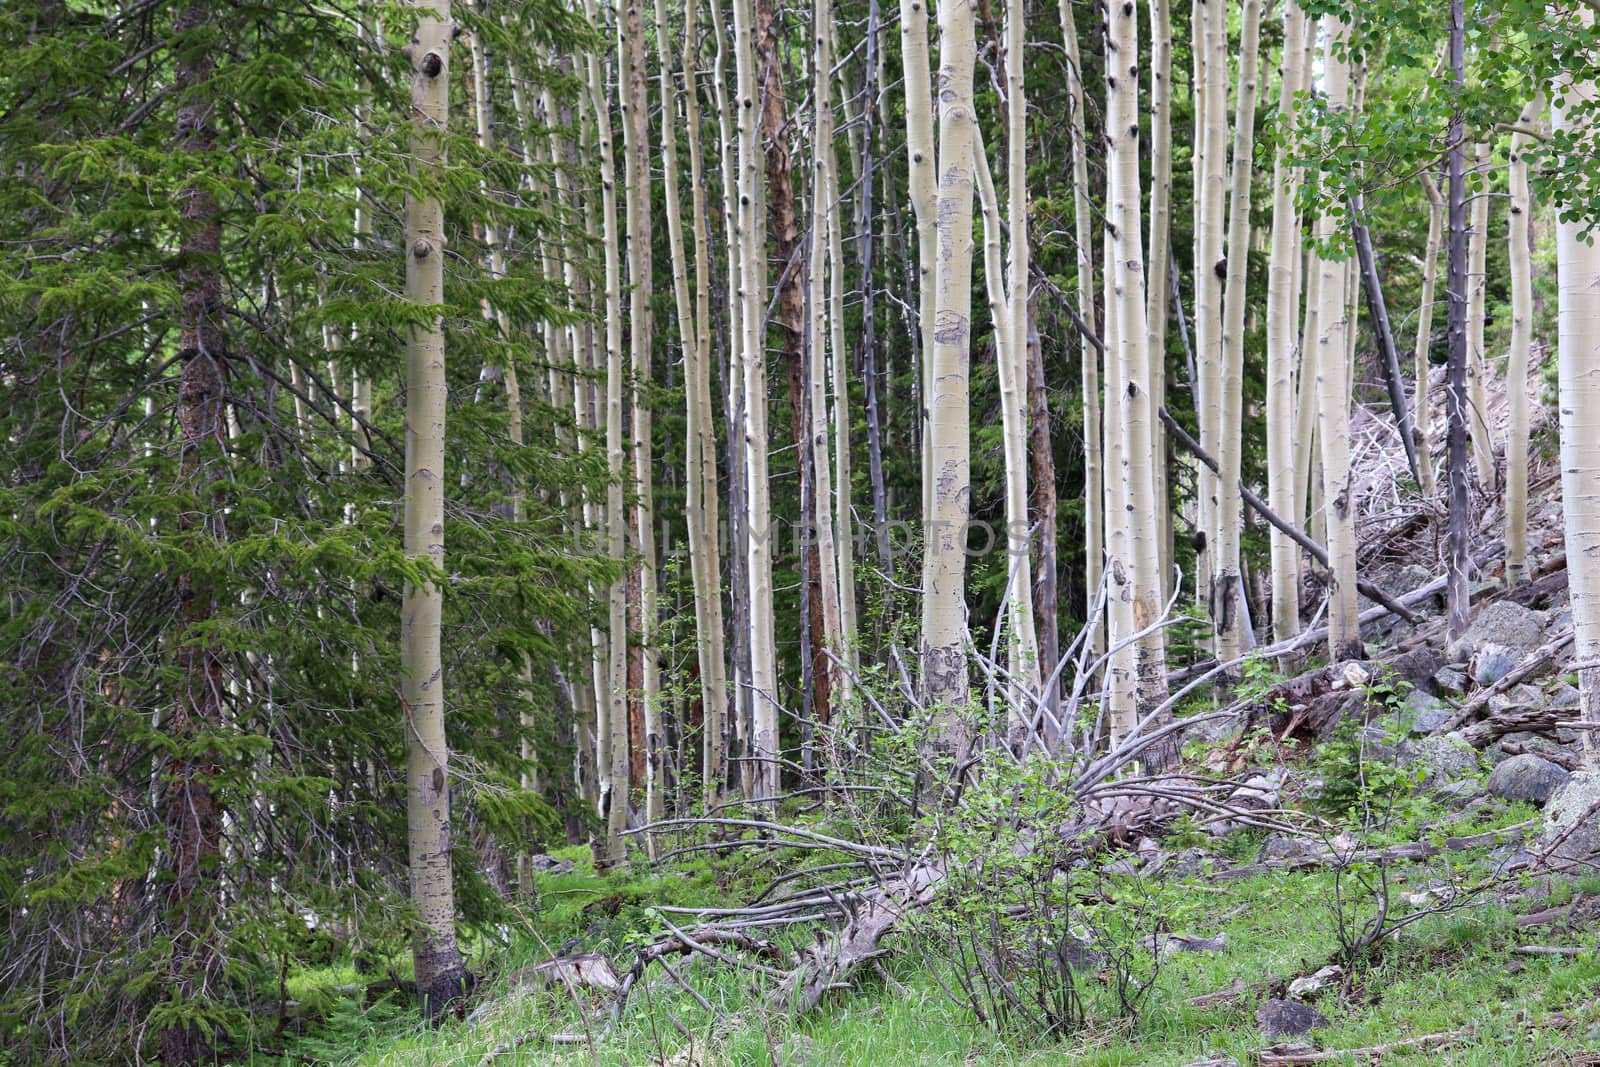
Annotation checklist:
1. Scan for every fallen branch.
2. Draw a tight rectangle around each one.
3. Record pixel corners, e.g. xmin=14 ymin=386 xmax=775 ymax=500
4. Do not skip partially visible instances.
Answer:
xmin=1257 ymin=1028 xmax=1471 ymax=1064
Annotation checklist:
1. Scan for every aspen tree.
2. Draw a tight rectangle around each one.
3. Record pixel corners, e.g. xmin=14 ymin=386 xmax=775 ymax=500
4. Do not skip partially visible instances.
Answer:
xmin=732 ymin=0 xmax=782 ymax=802
xmin=1467 ymin=140 xmax=1495 ymax=488
xmin=826 ymin=13 xmax=860 ymax=702
xmin=1445 ymin=0 xmax=1472 ymax=643
xmin=1414 ymin=174 xmax=1444 ymax=499
xmin=1295 ymin=210 xmax=1322 ymax=537
xmin=1147 ymin=0 xmax=1174 ymax=595
xmin=581 ymin=0 xmax=631 ymax=863
xmin=1505 ymin=95 xmax=1541 ymax=585
xmin=1554 ymin=20 xmax=1600 ymax=764
xmin=1194 ymin=0 xmax=1228 ymax=606
xmin=1214 ymin=0 xmax=1265 ymax=668
xmin=398 ymin=0 xmax=472 ymax=1012
xmin=1102 ymin=238 xmax=1138 ymax=741
xmin=1311 ymin=15 xmax=1362 ymax=662
xmin=618 ymin=0 xmax=663 ymax=839
xmin=1059 ymin=0 xmax=1102 ymax=652
xmin=920 ymin=0 xmax=978 ymax=742
xmin=665 ymin=0 xmax=730 ymax=809
xmin=807 ymin=0 xmax=845 ymax=715
xmin=1265 ymin=2 xmax=1309 ymax=649
xmin=1002 ymin=0 xmax=1041 ymax=708
xmin=901 ymin=0 xmax=937 ymax=524
xmin=1106 ymin=0 xmax=1173 ymax=761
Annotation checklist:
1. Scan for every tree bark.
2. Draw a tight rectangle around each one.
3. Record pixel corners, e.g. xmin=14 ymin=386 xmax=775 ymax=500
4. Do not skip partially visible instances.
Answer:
xmin=1505 ymin=94 xmax=1542 ymax=585
xmin=1414 ymin=174 xmax=1444 ymax=498
xmin=400 ymin=0 xmax=472 ymax=1014
xmin=1445 ymin=0 xmax=1472 ymax=647
xmin=1467 ymin=140 xmax=1496 ymax=489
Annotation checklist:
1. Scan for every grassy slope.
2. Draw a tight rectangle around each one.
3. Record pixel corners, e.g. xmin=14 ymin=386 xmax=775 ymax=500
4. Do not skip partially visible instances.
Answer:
xmin=250 ymin=801 xmax=1600 ymax=1067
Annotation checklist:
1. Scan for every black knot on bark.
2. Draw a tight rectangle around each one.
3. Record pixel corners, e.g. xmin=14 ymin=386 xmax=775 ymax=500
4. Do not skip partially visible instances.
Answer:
xmin=1213 ymin=256 xmax=1228 ymax=279
xmin=421 ymin=51 xmax=443 ymax=77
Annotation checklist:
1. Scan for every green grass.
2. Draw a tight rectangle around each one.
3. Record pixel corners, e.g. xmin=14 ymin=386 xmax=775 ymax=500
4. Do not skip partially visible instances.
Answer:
xmin=240 ymin=813 xmax=1600 ymax=1067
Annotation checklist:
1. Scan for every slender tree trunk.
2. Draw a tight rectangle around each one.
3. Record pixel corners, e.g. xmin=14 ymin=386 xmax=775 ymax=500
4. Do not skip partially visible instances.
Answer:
xmin=1414 ymin=174 xmax=1444 ymax=498
xmin=860 ymin=0 xmax=892 ymax=573
xmin=920 ymin=0 xmax=978 ymax=747
xmin=1265 ymin=2 xmax=1308 ymax=653
xmin=1106 ymin=0 xmax=1172 ymax=763
xmin=1102 ymin=237 xmax=1137 ymax=741
xmin=1147 ymin=0 xmax=1174 ymax=598
xmin=1468 ymin=140 xmax=1495 ymax=489
xmin=1059 ymin=0 xmax=1101 ymax=657
xmin=399 ymin=0 xmax=472 ymax=1014
xmin=1444 ymin=0 xmax=1472 ymax=646
xmin=1028 ymin=300 xmax=1059 ymax=718
xmin=1312 ymin=15 xmax=1362 ymax=662
xmin=1213 ymin=0 xmax=1264 ymax=670
xmin=901 ymin=0 xmax=937 ymax=531
xmin=1554 ymin=26 xmax=1600 ymax=764
xmin=1193 ymin=0 xmax=1228 ymax=614
xmin=1506 ymin=94 xmax=1542 ymax=585
xmin=619 ymin=0 xmax=663 ymax=843
xmin=733 ymin=0 xmax=781 ymax=804
xmin=161 ymin=8 xmax=227 ymax=1060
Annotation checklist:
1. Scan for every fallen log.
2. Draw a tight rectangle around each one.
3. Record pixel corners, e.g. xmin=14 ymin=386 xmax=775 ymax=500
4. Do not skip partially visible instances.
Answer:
xmin=1256 ymin=1028 xmax=1470 ymax=1064
xmin=1437 ymin=629 xmax=1575 ymax=733
xmin=1458 ymin=706 xmax=1572 ymax=748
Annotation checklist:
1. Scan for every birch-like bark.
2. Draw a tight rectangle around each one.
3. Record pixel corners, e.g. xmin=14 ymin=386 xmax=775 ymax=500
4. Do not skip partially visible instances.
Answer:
xmin=826 ymin=12 xmax=860 ymax=703
xmin=1311 ymin=16 xmax=1362 ymax=661
xmin=399 ymin=0 xmax=471 ymax=1013
xmin=1265 ymin=2 xmax=1308 ymax=651
xmin=1147 ymin=0 xmax=1174 ymax=596
xmin=1102 ymin=237 xmax=1137 ymax=741
xmin=1445 ymin=0 xmax=1472 ymax=645
xmin=1554 ymin=31 xmax=1600 ymax=762
xmin=920 ymin=0 xmax=978 ymax=745
xmin=1468 ymin=140 xmax=1495 ymax=489
xmin=619 ymin=0 xmax=662 ymax=842
xmin=1059 ymin=0 xmax=1102 ymax=656
xmin=1107 ymin=0 xmax=1172 ymax=762
xmin=1213 ymin=0 xmax=1265 ymax=669
xmin=733 ymin=0 xmax=781 ymax=803
xmin=1001 ymin=0 xmax=1040 ymax=710
xmin=1194 ymin=0 xmax=1228 ymax=609
xmin=901 ymin=0 xmax=937 ymax=527
xmin=581 ymin=0 xmax=631 ymax=864
xmin=1414 ymin=174 xmax=1444 ymax=499
xmin=1505 ymin=94 xmax=1541 ymax=585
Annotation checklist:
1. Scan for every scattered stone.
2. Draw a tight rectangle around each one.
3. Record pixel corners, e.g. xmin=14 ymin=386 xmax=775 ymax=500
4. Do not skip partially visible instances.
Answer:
xmin=524 ymin=854 xmax=575 ymax=875
xmin=1488 ymin=684 xmax=1543 ymax=715
xmin=1396 ymin=732 xmax=1480 ymax=785
xmin=1462 ymin=600 xmax=1546 ymax=654
xmin=1287 ymin=964 xmax=1343 ymax=1001
xmin=1256 ymin=998 xmax=1330 ymax=1038
xmin=1164 ymin=933 xmax=1228 ymax=955
xmin=1551 ymin=683 xmax=1581 ymax=709
xmin=1540 ymin=770 xmax=1600 ymax=864
xmin=1433 ymin=665 xmax=1469 ymax=697
xmin=1258 ymin=835 xmax=1324 ymax=864
xmin=1488 ymin=754 xmax=1571 ymax=805
xmin=1406 ymin=690 xmax=1454 ymax=735
xmin=1471 ymin=643 xmax=1521 ymax=687
xmin=1433 ymin=780 xmax=1479 ymax=803
xmin=1185 ymin=710 xmax=1244 ymax=745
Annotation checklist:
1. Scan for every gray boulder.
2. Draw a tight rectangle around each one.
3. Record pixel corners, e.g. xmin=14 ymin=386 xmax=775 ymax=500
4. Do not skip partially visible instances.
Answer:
xmin=1540 ymin=770 xmax=1600 ymax=864
xmin=1405 ymin=690 xmax=1454 ymax=735
xmin=1396 ymin=732 xmax=1480 ymax=785
xmin=1471 ymin=643 xmax=1521 ymax=687
xmin=1433 ymin=665 xmax=1469 ymax=697
xmin=1462 ymin=601 xmax=1545 ymax=655
xmin=1487 ymin=754 xmax=1571 ymax=805
xmin=1256 ymin=998 xmax=1330 ymax=1038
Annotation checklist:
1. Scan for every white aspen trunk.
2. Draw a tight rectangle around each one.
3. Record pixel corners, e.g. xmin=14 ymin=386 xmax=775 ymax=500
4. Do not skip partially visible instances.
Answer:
xmin=826 ymin=12 xmax=860 ymax=705
xmin=350 ymin=13 xmax=376 ymax=474
xmin=1002 ymin=0 xmax=1040 ymax=711
xmin=1102 ymin=236 xmax=1136 ymax=742
xmin=1213 ymin=0 xmax=1264 ymax=669
xmin=1311 ymin=17 xmax=1362 ymax=662
xmin=1194 ymin=0 xmax=1228 ymax=612
xmin=1505 ymin=95 xmax=1541 ymax=585
xmin=667 ymin=0 xmax=730 ymax=811
xmin=1265 ymin=2 xmax=1308 ymax=651
xmin=919 ymin=0 xmax=978 ymax=745
xmin=1059 ymin=0 xmax=1102 ymax=657
xmin=733 ymin=0 xmax=781 ymax=803
xmin=1414 ymin=175 xmax=1444 ymax=499
xmin=901 ymin=0 xmax=938 ymax=529
xmin=619 ymin=0 xmax=662 ymax=843
xmin=1468 ymin=140 xmax=1495 ymax=489
xmin=399 ymin=0 xmax=470 ymax=1012
xmin=1295 ymin=222 xmax=1322 ymax=535
xmin=807 ymin=0 xmax=845 ymax=720
xmin=1147 ymin=0 xmax=1174 ymax=598
xmin=1555 ymin=32 xmax=1600 ymax=763
xmin=1106 ymin=0 xmax=1171 ymax=761
xmin=581 ymin=0 xmax=631 ymax=864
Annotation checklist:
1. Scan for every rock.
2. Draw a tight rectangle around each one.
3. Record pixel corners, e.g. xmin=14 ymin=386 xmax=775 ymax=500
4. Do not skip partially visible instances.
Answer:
xmin=524 ymin=854 xmax=576 ymax=875
xmin=1256 ymin=998 xmax=1330 ymax=1038
xmin=1287 ymin=964 xmax=1343 ymax=1001
xmin=1471 ymin=643 xmax=1521 ymax=687
xmin=1433 ymin=780 xmax=1479 ymax=803
xmin=1258 ymin=835 xmax=1324 ymax=864
xmin=506 ymin=953 xmax=621 ymax=995
xmin=1551 ymin=684 xmax=1581 ymax=709
xmin=1396 ymin=732 xmax=1480 ymax=785
xmin=1184 ymin=710 xmax=1244 ymax=745
xmin=1462 ymin=600 xmax=1546 ymax=653
xmin=1540 ymin=770 xmax=1600 ymax=864
xmin=1433 ymin=665 xmax=1469 ymax=697
xmin=1487 ymin=754 xmax=1571 ymax=805
xmin=1406 ymin=690 xmax=1454 ymax=735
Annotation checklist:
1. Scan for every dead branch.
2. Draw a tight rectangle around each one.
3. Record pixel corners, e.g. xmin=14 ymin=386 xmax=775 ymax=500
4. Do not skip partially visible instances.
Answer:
xmin=1256 ymin=1028 xmax=1471 ymax=1064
